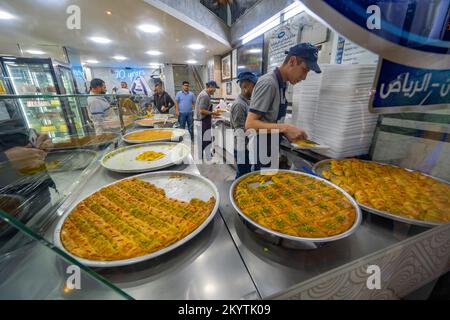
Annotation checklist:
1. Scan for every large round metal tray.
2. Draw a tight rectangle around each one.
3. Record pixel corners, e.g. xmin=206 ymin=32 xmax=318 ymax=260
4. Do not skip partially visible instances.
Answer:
xmin=122 ymin=128 xmax=186 ymax=144
xmin=312 ymin=159 xmax=449 ymax=228
xmin=0 ymin=194 xmax=30 ymax=238
xmin=53 ymin=171 xmax=220 ymax=267
xmin=135 ymin=118 xmax=177 ymax=128
xmin=100 ymin=142 xmax=190 ymax=173
xmin=229 ymin=170 xmax=362 ymax=249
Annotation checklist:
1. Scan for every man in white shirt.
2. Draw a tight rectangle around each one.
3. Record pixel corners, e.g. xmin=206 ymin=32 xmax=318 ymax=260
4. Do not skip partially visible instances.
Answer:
xmin=87 ymin=78 xmax=111 ymax=134
xmin=116 ymin=81 xmax=131 ymax=95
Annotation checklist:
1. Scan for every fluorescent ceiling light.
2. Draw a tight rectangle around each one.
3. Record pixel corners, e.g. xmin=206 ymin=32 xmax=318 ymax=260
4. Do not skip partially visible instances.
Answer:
xmin=0 ymin=10 xmax=15 ymax=20
xmin=237 ymin=66 xmax=245 ymax=69
xmin=89 ymin=37 xmax=112 ymax=44
xmin=146 ymin=50 xmax=162 ymax=56
xmin=247 ymin=48 xmax=262 ymax=54
xmin=283 ymin=1 xmax=306 ymax=21
xmin=26 ymin=50 xmax=46 ymax=55
xmin=113 ymin=55 xmax=128 ymax=60
xmin=138 ymin=24 xmax=161 ymax=33
xmin=86 ymin=59 xmax=99 ymax=64
xmin=186 ymin=60 xmax=197 ymax=64
xmin=188 ymin=44 xmax=205 ymax=50
xmin=241 ymin=17 xmax=280 ymax=44
xmin=240 ymin=1 xmax=305 ymax=45
xmin=149 ymin=63 xmax=162 ymax=68
xmin=2 ymin=56 xmax=16 ymax=60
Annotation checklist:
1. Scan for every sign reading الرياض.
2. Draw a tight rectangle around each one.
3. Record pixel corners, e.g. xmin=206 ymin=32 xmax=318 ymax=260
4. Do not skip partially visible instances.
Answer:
xmin=370 ymin=59 xmax=450 ymax=113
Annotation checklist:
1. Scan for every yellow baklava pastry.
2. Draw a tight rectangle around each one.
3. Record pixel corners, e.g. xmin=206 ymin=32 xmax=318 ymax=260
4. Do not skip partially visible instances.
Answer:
xmin=234 ymin=172 xmax=356 ymax=238
xmin=323 ymin=159 xmax=450 ymax=223
xmin=61 ymin=178 xmax=215 ymax=261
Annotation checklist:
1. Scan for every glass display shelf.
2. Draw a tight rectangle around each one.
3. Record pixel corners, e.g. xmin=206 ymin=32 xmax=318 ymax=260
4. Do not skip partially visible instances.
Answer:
xmin=0 ymin=209 xmax=131 ymax=300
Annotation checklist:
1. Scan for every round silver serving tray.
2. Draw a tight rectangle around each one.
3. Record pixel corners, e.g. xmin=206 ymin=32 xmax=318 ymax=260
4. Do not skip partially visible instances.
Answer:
xmin=122 ymin=128 xmax=186 ymax=144
xmin=53 ymin=171 xmax=220 ymax=267
xmin=100 ymin=142 xmax=190 ymax=173
xmin=135 ymin=118 xmax=178 ymax=128
xmin=312 ymin=159 xmax=449 ymax=228
xmin=229 ymin=170 xmax=362 ymax=250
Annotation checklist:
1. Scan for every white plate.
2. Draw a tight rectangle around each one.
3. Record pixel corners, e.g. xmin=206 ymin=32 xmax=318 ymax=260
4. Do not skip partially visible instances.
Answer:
xmin=101 ymin=142 xmax=190 ymax=173
xmin=145 ymin=115 xmax=175 ymax=121
xmin=53 ymin=171 xmax=220 ymax=267
xmin=123 ymin=128 xmax=186 ymax=144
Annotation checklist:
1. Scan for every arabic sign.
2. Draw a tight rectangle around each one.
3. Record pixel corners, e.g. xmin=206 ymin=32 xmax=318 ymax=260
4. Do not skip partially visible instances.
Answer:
xmin=370 ymin=58 xmax=450 ymax=113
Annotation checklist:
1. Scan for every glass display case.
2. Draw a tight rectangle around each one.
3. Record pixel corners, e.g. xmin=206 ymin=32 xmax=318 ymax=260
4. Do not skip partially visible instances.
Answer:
xmin=0 ymin=94 xmax=448 ymax=300
xmin=0 ymin=94 xmax=147 ymax=299
xmin=0 ymin=57 xmax=89 ymax=138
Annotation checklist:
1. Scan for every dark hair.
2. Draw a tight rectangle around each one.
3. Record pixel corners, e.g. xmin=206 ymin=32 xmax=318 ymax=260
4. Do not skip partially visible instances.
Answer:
xmin=282 ymin=55 xmax=303 ymax=66
xmin=239 ymin=79 xmax=254 ymax=87
xmin=120 ymin=81 xmax=127 ymax=85
xmin=182 ymin=81 xmax=190 ymax=86
xmin=90 ymin=78 xmax=105 ymax=89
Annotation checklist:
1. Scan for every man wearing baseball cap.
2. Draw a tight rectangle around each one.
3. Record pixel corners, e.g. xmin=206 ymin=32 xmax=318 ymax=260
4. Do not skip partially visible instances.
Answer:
xmin=245 ymin=42 xmax=321 ymax=169
xmin=231 ymin=72 xmax=258 ymax=178
xmin=194 ymin=80 xmax=221 ymax=159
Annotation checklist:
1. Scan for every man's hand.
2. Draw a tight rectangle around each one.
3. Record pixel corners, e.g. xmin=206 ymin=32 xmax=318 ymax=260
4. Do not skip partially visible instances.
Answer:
xmin=281 ymin=124 xmax=308 ymax=141
xmin=161 ymin=106 xmax=168 ymax=113
xmin=5 ymin=146 xmax=47 ymax=170
xmin=211 ymin=111 xmax=221 ymax=119
xmin=36 ymin=134 xmax=52 ymax=150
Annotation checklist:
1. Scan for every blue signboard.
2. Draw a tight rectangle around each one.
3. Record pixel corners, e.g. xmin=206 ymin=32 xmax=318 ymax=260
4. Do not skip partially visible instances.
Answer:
xmin=370 ymin=59 xmax=450 ymax=112
xmin=321 ymin=0 xmax=450 ymax=54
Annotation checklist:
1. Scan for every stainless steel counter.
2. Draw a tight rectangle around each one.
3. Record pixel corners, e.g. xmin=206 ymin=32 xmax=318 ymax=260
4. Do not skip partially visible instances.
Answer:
xmin=44 ymin=137 xmax=258 ymax=299
xmin=4 ymin=129 xmax=449 ymax=300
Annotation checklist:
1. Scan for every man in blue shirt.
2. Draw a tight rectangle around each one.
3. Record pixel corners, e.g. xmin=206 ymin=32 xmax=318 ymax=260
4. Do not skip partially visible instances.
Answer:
xmin=175 ymin=81 xmax=196 ymax=138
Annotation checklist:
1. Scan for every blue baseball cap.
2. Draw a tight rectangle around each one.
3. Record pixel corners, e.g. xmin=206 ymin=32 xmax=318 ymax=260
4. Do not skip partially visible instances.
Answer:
xmin=206 ymin=80 xmax=220 ymax=89
xmin=237 ymin=72 xmax=259 ymax=84
xmin=285 ymin=43 xmax=322 ymax=74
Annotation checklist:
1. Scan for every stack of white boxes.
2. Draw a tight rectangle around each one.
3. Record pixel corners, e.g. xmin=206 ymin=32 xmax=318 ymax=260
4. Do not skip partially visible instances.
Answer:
xmin=292 ymin=64 xmax=379 ymax=158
